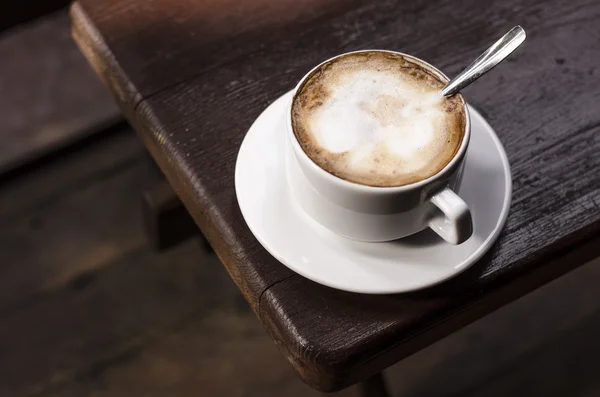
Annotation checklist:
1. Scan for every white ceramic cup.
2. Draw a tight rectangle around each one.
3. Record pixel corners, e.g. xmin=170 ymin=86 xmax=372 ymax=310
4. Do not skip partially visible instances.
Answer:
xmin=285 ymin=50 xmax=473 ymax=244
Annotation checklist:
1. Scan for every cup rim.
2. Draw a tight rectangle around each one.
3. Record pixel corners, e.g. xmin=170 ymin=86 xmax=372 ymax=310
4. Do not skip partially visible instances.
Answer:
xmin=287 ymin=49 xmax=471 ymax=193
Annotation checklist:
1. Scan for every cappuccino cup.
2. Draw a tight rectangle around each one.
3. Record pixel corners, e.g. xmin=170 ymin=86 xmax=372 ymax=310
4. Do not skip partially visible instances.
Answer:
xmin=286 ymin=50 xmax=473 ymax=244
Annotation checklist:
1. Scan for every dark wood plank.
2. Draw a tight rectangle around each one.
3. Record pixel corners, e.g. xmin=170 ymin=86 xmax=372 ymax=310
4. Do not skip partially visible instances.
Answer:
xmin=0 ymin=128 xmax=141 ymax=221
xmin=133 ymin=74 xmax=295 ymax=312
xmin=260 ymin=237 xmax=600 ymax=390
xmin=70 ymin=0 xmax=600 ymax=391
xmin=0 ymin=239 xmax=237 ymax=396
xmin=70 ymin=3 xmax=142 ymax=117
xmin=0 ymin=10 xmax=121 ymax=175
xmin=71 ymin=0 xmax=363 ymax=104
xmin=0 ymin=128 xmax=152 ymax=314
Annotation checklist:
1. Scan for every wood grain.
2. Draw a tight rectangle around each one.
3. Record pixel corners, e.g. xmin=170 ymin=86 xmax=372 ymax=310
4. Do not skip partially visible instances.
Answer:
xmin=71 ymin=0 xmax=600 ymax=391
xmin=71 ymin=0 xmax=363 ymax=102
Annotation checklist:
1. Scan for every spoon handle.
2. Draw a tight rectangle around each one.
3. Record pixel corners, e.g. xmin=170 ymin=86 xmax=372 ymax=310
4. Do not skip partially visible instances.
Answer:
xmin=441 ymin=26 xmax=526 ymax=97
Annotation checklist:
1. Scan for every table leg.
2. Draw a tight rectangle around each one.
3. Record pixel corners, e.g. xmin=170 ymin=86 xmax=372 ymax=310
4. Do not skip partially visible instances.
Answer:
xmin=141 ymin=181 xmax=209 ymax=251
xmin=358 ymin=372 xmax=390 ymax=397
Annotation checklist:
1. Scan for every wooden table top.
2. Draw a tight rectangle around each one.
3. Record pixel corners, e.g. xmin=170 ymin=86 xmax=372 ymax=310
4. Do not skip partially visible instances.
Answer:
xmin=71 ymin=0 xmax=600 ymax=391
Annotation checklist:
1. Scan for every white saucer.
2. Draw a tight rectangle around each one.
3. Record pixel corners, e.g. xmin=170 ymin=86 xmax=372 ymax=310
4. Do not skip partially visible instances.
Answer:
xmin=235 ymin=92 xmax=511 ymax=294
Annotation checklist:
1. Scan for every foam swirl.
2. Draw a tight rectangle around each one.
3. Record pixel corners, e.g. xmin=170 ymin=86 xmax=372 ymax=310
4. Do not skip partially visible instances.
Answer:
xmin=292 ymin=52 xmax=466 ymax=187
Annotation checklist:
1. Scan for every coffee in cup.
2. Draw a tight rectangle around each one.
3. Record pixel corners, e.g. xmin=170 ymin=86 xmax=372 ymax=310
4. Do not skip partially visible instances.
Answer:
xmin=291 ymin=51 xmax=466 ymax=187
xmin=286 ymin=50 xmax=472 ymax=244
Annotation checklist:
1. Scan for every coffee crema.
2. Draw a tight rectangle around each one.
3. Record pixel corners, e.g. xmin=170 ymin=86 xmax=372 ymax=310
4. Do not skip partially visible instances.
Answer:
xmin=291 ymin=51 xmax=466 ymax=187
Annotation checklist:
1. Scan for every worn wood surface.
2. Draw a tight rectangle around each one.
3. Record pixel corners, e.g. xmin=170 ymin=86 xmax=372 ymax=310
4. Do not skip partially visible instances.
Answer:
xmin=71 ymin=0 xmax=600 ymax=391
xmin=4 ymin=124 xmax=600 ymax=396
xmin=0 ymin=10 xmax=121 ymax=175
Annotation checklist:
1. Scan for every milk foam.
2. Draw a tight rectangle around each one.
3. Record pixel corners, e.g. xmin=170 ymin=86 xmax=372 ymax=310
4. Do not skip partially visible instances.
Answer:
xmin=308 ymin=70 xmax=447 ymax=174
xmin=292 ymin=52 xmax=465 ymax=187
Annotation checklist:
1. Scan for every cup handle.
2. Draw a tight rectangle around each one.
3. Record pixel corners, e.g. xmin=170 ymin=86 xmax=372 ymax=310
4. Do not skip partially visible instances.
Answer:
xmin=428 ymin=188 xmax=473 ymax=244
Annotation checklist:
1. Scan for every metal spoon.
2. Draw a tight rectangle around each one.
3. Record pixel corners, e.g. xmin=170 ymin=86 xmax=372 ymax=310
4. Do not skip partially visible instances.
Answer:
xmin=441 ymin=26 xmax=526 ymax=97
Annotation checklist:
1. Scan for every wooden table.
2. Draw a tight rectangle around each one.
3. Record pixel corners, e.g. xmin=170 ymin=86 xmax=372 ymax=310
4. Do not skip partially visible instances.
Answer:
xmin=71 ymin=0 xmax=600 ymax=393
